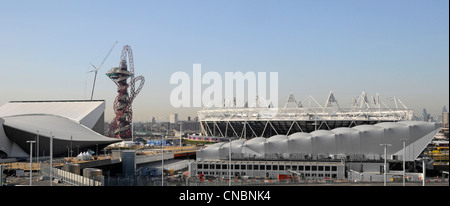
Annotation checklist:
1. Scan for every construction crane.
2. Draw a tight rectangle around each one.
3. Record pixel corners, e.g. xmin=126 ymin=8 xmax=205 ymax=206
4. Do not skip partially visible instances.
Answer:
xmin=88 ymin=41 xmax=118 ymax=100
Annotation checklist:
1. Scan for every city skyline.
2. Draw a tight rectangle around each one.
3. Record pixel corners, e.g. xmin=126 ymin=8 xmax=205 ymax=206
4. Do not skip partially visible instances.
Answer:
xmin=1 ymin=0 xmax=448 ymax=122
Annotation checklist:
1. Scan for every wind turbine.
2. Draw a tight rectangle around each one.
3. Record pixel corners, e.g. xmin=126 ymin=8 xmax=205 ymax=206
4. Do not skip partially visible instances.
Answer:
xmin=88 ymin=41 xmax=118 ymax=100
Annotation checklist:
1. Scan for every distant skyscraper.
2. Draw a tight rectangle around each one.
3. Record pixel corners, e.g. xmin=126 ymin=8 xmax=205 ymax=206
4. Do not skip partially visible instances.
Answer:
xmin=443 ymin=106 xmax=448 ymax=113
xmin=423 ymin=108 xmax=428 ymax=122
xmin=443 ymin=112 xmax=449 ymax=128
xmin=170 ymin=113 xmax=178 ymax=124
xmin=152 ymin=117 xmax=156 ymax=124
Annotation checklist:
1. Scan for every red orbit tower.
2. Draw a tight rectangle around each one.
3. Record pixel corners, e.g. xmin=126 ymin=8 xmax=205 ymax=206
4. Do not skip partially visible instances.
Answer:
xmin=106 ymin=45 xmax=145 ymax=139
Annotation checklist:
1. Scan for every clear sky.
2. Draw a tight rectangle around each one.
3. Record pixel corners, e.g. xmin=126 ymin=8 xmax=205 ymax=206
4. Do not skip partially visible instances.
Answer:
xmin=0 ymin=0 xmax=448 ymax=122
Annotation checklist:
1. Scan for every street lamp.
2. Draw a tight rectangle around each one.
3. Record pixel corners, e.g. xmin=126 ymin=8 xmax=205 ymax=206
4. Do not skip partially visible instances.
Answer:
xmin=400 ymin=138 xmax=409 ymax=186
xmin=162 ymin=134 xmax=164 ymax=186
xmin=26 ymin=140 xmax=36 ymax=186
xmin=180 ymin=121 xmax=183 ymax=148
xmin=228 ymin=138 xmax=232 ymax=186
xmin=380 ymin=144 xmax=391 ymax=186
xmin=36 ymin=130 xmax=39 ymax=171
xmin=70 ymin=135 xmax=73 ymax=158
xmin=50 ymin=132 xmax=53 ymax=186
xmin=422 ymin=158 xmax=427 ymax=186
xmin=417 ymin=157 xmax=429 ymax=186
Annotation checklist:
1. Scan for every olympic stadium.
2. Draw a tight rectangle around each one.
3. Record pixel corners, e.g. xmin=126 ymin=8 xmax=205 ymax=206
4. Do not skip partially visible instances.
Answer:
xmin=0 ymin=100 xmax=120 ymax=158
xmin=198 ymin=92 xmax=414 ymax=139
xmin=192 ymin=92 xmax=442 ymax=181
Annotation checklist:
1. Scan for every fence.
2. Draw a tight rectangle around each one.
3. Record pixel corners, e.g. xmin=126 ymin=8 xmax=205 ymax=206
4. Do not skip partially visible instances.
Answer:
xmin=40 ymin=165 xmax=103 ymax=186
xmin=103 ymin=175 xmax=343 ymax=186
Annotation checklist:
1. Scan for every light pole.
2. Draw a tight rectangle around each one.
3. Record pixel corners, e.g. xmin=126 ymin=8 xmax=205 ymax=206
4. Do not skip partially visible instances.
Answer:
xmin=400 ymin=138 xmax=408 ymax=186
xmin=27 ymin=140 xmax=35 ymax=186
xmin=70 ymin=135 xmax=73 ymax=158
xmin=229 ymin=138 xmax=232 ymax=186
xmin=420 ymin=157 xmax=429 ymax=186
xmin=380 ymin=144 xmax=391 ymax=186
xmin=161 ymin=134 xmax=164 ymax=186
xmin=36 ymin=130 xmax=39 ymax=170
xmin=50 ymin=132 xmax=53 ymax=186
xmin=180 ymin=121 xmax=183 ymax=148
xmin=422 ymin=158 xmax=426 ymax=186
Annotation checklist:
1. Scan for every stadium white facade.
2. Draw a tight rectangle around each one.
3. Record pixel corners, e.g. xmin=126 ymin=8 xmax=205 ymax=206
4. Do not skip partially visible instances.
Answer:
xmin=0 ymin=100 xmax=120 ymax=158
xmin=198 ymin=92 xmax=414 ymax=138
xmin=192 ymin=121 xmax=441 ymax=179
xmin=197 ymin=121 xmax=440 ymax=162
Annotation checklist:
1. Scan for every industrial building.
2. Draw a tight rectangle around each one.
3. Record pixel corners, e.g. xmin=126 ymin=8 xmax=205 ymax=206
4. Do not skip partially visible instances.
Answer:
xmin=0 ymin=100 xmax=120 ymax=158
xmin=191 ymin=121 xmax=441 ymax=180
xmin=191 ymin=160 xmax=345 ymax=179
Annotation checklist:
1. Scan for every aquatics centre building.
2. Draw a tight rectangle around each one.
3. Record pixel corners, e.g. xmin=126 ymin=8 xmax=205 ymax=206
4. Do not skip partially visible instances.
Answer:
xmin=0 ymin=100 xmax=120 ymax=158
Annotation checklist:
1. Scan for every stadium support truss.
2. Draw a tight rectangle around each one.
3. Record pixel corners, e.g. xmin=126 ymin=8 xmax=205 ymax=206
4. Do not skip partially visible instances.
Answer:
xmin=198 ymin=91 xmax=414 ymax=138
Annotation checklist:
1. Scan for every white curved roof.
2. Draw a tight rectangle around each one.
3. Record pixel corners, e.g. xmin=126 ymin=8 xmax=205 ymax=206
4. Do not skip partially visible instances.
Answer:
xmin=2 ymin=114 xmax=117 ymax=142
xmin=1 ymin=114 xmax=120 ymax=157
xmin=0 ymin=100 xmax=115 ymax=157
xmin=0 ymin=100 xmax=105 ymax=129
xmin=197 ymin=121 xmax=441 ymax=161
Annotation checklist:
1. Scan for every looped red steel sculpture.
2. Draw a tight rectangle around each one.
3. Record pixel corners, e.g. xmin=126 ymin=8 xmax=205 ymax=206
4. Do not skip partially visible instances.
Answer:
xmin=106 ymin=45 xmax=145 ymax=139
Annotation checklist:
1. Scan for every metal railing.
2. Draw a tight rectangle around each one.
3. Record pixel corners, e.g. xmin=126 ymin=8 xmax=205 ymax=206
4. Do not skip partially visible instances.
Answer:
xmin=40 ymin=165 xmax=103 ymax=186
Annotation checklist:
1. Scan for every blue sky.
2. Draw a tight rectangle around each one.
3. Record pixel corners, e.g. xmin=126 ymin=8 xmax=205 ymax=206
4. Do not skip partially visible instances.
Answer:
xmin=0 ymin=0 xmax=448 ymax=122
